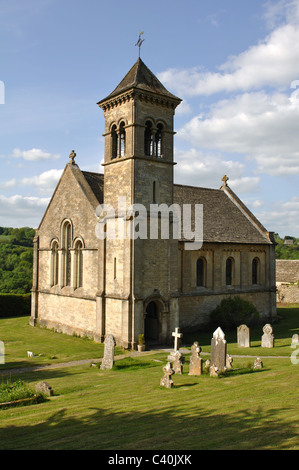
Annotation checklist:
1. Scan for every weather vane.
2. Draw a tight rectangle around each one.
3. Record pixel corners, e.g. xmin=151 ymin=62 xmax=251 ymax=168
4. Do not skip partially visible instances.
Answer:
xmin=135 ymin=31 xmax=145 ymax=58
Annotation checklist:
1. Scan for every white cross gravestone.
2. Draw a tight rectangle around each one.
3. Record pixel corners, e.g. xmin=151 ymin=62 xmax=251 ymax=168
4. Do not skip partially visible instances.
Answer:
xmin=172 ymin=327 xmax=183 ymax=351
xmin=168 ymin=327 xmax=184 ymax=371
xmin=0 ymin=341 xmax=5 ymax=365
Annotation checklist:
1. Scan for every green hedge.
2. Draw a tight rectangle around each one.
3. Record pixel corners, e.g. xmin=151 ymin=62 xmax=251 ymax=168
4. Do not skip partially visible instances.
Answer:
xmin=209 ymin=296 xmax=260 ymax=330
xmin=0 ymin=294 xmax=31 ymax=318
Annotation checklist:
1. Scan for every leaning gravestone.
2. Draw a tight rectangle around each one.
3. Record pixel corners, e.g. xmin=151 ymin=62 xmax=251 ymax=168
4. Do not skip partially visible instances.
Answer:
xmin=189 ymin=342 xmax=202 ymax=376
xmin=100 ymin=334 xmax=116 ymax=370
xmin=210 ymin=327 xmax=227 ymax=372
xmin=261 ymin=324 xmax=274 ymax=348
xmin=237 ymin=324 xmax=250 ymax=348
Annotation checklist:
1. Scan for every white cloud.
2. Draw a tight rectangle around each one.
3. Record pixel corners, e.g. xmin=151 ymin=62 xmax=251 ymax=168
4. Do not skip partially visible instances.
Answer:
xmin=0 ymin=178 xmax=17 ymax=189
xmin=22 ymin=169 xmax=63 ymax=195
xmin=11 ymin=148 xmax=60 ymax=161
xmin=174 ymin=148 xmax=246 ymax=188
xmin=229 ymin=176 xmax=261 ymax=194
xmin=0 ymin=194 xmax=50 ymax=228
xmin=177 ymin=91 xmax=299 ymax=176
xmin=254 ymin=197 xmax=299 ymax=236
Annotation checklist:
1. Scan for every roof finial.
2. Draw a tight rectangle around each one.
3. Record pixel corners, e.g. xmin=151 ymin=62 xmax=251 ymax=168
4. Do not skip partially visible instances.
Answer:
xmin=69 ymin=150 xmax=76 ymax=165
xmin=135 ymin=31 xmax=145 ymax=58
xmin=222 ymin=175 xmax=229 ymax=187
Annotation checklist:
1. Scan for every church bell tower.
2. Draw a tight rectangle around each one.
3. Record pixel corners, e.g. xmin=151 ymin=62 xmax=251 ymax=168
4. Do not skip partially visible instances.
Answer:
xmin=97 ymin=58 xmax=182 ymax=349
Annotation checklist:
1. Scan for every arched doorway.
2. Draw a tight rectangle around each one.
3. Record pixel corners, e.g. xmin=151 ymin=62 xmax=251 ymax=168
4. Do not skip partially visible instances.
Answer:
xmin=144 ymin=301 xmax=159 ymax=342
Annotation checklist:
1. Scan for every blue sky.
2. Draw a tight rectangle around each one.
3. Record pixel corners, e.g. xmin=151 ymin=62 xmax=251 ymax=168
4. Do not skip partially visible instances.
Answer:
xmin=0 ymin=0 xmax=299 ymax=237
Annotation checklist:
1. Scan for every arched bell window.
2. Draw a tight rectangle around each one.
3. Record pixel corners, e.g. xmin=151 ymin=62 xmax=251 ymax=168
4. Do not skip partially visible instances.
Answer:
xmin=111 ymin=124 xmax=118 ymax=159
xmin=119 ymin=121 xmax=126 ymax=157
xmin=144 ymin=121 xmax=153 ymax=156
xmin=155 ymin=123 xmax=163 ymax=158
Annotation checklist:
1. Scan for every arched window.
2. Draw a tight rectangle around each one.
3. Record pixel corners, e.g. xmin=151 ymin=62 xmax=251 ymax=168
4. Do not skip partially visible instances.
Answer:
xmin=196 ymin=257 xmax=206 ymax=287
xmin=74 ymin=239 xmax=83 ymax=288
xmin=119 ymin=122 xmax=126 ymax=157
xmin=144 ymin=121 xmax=153 ymax=156
xmin=50 ymin=240 xmax=59 ymax=286
xmin=111 ymin=124 xmax=118 ymax=159
xmin=252 ymin=257 xmax=259 ymax=285
xmin=226 ymin=257 xmax=233 ymax=286
xmin=61 ymin=221 xmax=72 ymax=287
xmin=155 ymin=123 xmax=163 ymax=157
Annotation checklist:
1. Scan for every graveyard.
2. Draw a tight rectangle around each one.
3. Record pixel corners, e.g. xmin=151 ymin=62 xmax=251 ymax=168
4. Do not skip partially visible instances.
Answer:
xmin=0 ymin=305 xmax=298 ymax=450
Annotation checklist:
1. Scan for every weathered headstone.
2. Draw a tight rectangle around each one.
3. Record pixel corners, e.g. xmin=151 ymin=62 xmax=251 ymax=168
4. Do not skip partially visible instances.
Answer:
xmin=237 ymin=324 xmax=250 ymax=348
xmin=204 ymin=359 xmax=211 ymax=373
xmin=100 ymin=334 xmax=116 ymax=370
xmin=261 ymin=324 xmax=274 ymax=348
xmin=172 ymin=350 xmax=183 ymax=374
xmin=291 ymin=334 xmax=299 ymax=346
xmin=189 ymin=342 xmax=202 ymax=376
xmin=254 ymin=357 xmax=263 ymax=369
xmin=209 ymin=364 xmax=219 ymax=377
xmin=36 ymin=381 xmax=53 ymax=397
xmin=210 ymin=327 xmax=227 ymax=372
xmin=0 ymin=341 xmax=4 ymax=365
xmin=160 ymin=362 xmax=175 ymax=388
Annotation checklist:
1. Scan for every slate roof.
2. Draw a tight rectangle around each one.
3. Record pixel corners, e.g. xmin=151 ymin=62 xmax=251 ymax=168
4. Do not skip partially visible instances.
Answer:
xmin=173 ymin=183 xmax=272 ymax=245
xmin=97 ymin=58 xmax=181 ymax=105
xmin=80 ymin=170 xmax=272 ymax=245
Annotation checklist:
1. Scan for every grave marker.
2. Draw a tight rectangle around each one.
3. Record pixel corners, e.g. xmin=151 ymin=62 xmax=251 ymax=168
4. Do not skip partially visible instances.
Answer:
xmin=100 ymin=334 xmax=116 ymax=370
xmin=237 ymin=324 xmax=250 ymax=348
xmin=261 ymin=324 xmax=274 ymax=348
xmin=210 ymin=327 xmax=227 ymax=372
xmin=188 ymin=342 xmax=202 ymax=376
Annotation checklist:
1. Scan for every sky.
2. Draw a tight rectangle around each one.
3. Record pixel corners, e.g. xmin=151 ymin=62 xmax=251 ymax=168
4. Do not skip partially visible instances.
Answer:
xmin=0 ymin=0 xmax=299 ymax=237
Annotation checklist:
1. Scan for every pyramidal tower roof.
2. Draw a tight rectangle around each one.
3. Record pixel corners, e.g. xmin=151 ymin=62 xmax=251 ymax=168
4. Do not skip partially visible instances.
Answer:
xmin=98 ymin=58 xmax=181 ymax=106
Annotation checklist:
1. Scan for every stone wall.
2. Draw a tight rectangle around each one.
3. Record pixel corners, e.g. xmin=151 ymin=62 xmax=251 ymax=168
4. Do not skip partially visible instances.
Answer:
xmin=276 ymin=260 xmax=299 ymax=304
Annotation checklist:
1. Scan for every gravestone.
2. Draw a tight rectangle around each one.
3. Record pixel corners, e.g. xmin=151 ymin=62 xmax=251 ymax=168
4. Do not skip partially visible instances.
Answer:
xmin=209 ymin=364 xmax=219 ymax=377
xmin=254 ymin=357 xmax=263 ymax=369
xmin=100 ymin=334 xmax=116 ymax=370
xmin=168 ymin=327 xmax=184 ymax=370
xmin=210 ymin=327 xmax=227 ymax=372
xmin=172 ymin=327 xmax=183 ymax=351
xmin=261 ymin=324 xmax=274 ymax=348
xmin=0 ymin=341 xmax=4 ymax=365
xmin=172 ymin=350 xmax=183 ymax=374
xmin=189 ymin=342 xmax=202 ymax=376
xmin=36 ymin=381 xmax=53 ymax=397
xmin=237 ymin=324 xmax=250 ymax=348
xmin=291 ymin=334 xmax=299 ymax=346
xmin=226 ymin=354 xmax=233 ymax=369
xmin=160 ymin=362 xmax=175 ymax=388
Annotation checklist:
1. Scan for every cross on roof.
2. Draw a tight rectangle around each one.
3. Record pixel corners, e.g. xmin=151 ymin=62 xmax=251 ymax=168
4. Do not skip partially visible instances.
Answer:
xmin=222 ymin=175 xmax=229 ymax=186
xmin=172 ymin=327 xmax=183 ymax=351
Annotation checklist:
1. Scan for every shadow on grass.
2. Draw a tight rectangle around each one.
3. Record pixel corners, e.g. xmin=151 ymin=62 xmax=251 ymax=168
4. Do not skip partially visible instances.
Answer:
xmin=0 ymin=402 xmax=296 ymax=450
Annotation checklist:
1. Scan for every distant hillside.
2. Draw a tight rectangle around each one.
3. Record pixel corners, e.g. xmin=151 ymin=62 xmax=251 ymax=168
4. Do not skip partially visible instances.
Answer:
xmin=0 ymin=227 xmax=35 ymax=294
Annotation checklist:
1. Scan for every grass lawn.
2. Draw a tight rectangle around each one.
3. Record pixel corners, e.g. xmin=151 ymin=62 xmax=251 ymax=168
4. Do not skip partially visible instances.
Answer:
xmin=0 ymin=305 xmax=298 ymax=450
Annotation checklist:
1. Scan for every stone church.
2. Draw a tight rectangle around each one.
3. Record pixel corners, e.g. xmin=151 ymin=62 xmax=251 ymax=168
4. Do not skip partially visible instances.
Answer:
xmin=30 ymin=58 xmax=277 ymax=348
